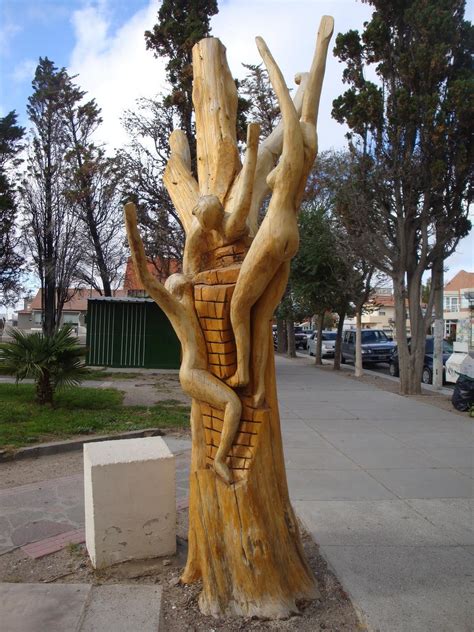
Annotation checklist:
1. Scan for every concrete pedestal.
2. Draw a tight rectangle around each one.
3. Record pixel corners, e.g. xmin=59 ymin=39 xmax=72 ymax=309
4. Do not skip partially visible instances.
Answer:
xmin=84 ymin=437 xmax=176 ymax=569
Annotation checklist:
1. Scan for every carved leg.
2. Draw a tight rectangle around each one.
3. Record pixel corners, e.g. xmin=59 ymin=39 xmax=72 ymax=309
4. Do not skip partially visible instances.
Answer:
xmin=250 ymin=261 xmax=290 ymax=407
xmin=182 ymin=369 xmax=242 ymax=484
xmin=228 ymin=255 xmax=280 ymax=388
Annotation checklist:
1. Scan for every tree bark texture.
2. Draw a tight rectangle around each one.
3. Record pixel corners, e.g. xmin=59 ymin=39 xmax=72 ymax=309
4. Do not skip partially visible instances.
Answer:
xmin=125 ymin=18 xmax=333 ymax=618
xmin=354 ymin=309 xmax=363 ymax=377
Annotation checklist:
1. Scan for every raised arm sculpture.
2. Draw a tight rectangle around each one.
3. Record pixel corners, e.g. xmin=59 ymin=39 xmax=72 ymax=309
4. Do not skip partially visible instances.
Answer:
xmin=125 ymin=16 xmax=334 ymax=619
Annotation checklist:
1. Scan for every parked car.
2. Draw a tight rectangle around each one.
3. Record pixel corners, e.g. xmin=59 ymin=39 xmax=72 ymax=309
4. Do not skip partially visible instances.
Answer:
xmin=388 ymin=336 xmax=453 ymax=384
xmin=341 ymin=329 xmax=396 ymax=365
xmin=294 ymin=326 xmax=308 ymax=350
xmin=308 ymin=331 xmax=337 ymax=358
xmin=272 ymin=325 xmax=308 ymax=350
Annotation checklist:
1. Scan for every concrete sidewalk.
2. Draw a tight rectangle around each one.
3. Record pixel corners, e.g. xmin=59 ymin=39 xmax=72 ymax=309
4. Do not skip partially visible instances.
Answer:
xmin=277 ymin=355 xmax=473 ymax=632
xmin=0 ymin=437 xmax=191 ymax=556
xmin=0 ymin=583 xmax=163 ymax=631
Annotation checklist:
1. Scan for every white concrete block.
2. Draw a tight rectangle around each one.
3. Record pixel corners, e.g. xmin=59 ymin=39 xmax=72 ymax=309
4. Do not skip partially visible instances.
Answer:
xmin=84 ymin=437 xmax=176 ymax=569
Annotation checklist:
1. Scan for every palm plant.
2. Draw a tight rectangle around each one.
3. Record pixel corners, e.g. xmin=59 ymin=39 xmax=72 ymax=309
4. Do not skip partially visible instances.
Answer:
xmin=0 ymin=325 xmax=86 ymax=405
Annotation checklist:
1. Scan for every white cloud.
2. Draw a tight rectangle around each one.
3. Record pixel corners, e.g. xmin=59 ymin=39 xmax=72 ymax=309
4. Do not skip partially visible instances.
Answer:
xmin=11 ymin=58 xmax=36 ymax=83
xmin=68 ymin=0 xmax=167 ymax=151
xmin=67 ymin=0 xmax=373 ymax=152
xmin=0 ymin=20 xmax=21 ymax=56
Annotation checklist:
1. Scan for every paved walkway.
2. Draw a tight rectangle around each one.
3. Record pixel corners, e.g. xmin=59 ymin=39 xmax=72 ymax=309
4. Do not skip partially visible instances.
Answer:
xmin=1 ymin=357 xmax=472 ymax=631
xmin=276 ymin=355 xmax=473 ymax=632
xmin=0 ymin=438 xmax=191 ymax=556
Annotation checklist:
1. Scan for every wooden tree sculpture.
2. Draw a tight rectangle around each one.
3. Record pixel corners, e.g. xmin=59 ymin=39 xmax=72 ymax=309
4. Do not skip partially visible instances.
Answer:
xmin=125 ymin=16 xmax=334 ymax=618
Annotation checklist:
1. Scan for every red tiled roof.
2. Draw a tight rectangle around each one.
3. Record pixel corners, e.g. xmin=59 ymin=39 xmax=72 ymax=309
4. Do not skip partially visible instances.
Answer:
xmin=368 ymin=294 xmax=396 ymax=307
xmin=27 ymin=288 xmax=128 ymax=313
xmin=124 ymin=256 xmax=181 ymax=291
xmin=445 ymin=270 xmax=474 ymax=292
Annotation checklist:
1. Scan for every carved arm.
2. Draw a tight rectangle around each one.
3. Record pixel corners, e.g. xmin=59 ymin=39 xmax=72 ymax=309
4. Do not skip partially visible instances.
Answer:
xmin=247 ymin=74 xmax=309 ymax=235
xmin=255 ymin=36 xmax=304 ymax=193
xmin=224 ymin=122 xmax=260 ymax=240
xmin=124 ymin=202 xmax=182 ymax=320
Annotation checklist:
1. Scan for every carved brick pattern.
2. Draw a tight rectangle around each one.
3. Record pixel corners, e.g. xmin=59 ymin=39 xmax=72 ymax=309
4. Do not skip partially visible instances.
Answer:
xmin=194 ymin=261 xmax=266 ymax=479
xmin=194 ymin=279 xmax=237 ymax=380
xmin=200 ymin=399 xmax=269 ymax=481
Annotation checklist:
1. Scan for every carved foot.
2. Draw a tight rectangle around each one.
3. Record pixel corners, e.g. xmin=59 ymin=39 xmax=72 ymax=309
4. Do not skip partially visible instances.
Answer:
xmin=226 ymin=369 xmax=249 ymax=388
xmin=251 ymin=391 xmax=265 ymax=408
xmin=213 ymin=459 xmax=233 ymax=484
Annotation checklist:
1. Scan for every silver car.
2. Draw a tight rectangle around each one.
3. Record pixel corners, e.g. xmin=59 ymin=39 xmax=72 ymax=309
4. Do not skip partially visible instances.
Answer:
xmin=308 ymin=331 xmax=337 ymax=357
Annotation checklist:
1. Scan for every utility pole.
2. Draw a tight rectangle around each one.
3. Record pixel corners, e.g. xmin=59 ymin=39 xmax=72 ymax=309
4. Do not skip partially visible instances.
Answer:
xmin=432 ymin=264 xmax=444 ymax=389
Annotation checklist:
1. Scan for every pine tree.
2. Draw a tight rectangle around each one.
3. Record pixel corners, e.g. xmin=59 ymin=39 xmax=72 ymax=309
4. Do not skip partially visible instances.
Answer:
xmin=23 ymin=58 xmax=82 ymax=335
xmin=0 ymin=111 xmax=24 ymax=306
xmin=144 ymin=0 xmax=218 ymax=168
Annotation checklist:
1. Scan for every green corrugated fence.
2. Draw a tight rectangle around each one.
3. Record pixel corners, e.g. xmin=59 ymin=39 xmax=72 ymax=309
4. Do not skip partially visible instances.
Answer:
xmin=86 ymin=298 xmax=180 ymax=369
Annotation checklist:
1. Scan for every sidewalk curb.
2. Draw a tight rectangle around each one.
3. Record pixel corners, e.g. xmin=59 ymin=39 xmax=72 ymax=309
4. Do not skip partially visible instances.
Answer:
xmin=0 ymin=428 xmax=165 ymax=463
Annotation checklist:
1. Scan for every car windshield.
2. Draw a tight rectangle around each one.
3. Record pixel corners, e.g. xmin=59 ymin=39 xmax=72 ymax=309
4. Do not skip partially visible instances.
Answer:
xmin=322 ymin=332 xmax=337 ymax=341
xmin=361 ymin=330 xmax=389 ymax=343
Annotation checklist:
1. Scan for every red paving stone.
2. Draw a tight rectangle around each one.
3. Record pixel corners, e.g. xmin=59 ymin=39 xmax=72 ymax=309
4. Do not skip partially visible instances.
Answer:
xmin=21 ymin=529 xmax=85 ymax=559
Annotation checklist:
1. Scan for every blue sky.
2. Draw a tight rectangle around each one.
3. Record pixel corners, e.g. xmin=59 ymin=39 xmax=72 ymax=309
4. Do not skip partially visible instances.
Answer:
xmin=1 ymin=0 xmax=472 ymax=280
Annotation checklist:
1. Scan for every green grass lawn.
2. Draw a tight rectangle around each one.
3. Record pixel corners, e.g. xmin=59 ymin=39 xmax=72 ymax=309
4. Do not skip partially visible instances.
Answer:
xmin=0 ymin=365 xmax=147 ymax=380
xmin=0 ymin=383 xmax=190 ymax=449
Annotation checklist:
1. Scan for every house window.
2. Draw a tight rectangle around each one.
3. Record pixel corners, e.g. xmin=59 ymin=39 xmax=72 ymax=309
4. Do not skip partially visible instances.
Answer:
xmin=379 ymin=310 xmax=386 ymax=315
xmin=444 ymin=296 xmax=459 ymax=311
xmin=445 ymin=320 xmax=457 ymax=338
xmin=63 ymin=313 xmax=79 ymax=325
xmin=33 ymin=312 xmax=42 ymax=325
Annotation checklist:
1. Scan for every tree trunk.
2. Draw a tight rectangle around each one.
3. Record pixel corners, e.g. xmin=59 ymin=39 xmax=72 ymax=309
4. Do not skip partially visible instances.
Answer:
xmin=354 ymin=308 xmax=363 ymax=377
xmin=333 ymin=308 xmax=345 ymax=371
xmin=432 ymin=262 xmax=444 ymax=389
xmin=276 ymin=317 xmax=287 ymax=353
xmin=314 ymin=310 xmax=324 ymax=365
xmin=286 ymin=318 xmax=296 ymax=358
xmin=183 ymin=337 xmax=317 ymax=616
xmin=36 ymin=370 xmax=53 ymax=405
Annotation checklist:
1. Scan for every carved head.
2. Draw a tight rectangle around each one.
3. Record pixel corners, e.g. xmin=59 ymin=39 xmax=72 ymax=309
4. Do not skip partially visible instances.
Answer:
xmin=192 ymin=195 xmax=224 ymax=231
xmin=165 ymin=273 xmax=192 ymax=300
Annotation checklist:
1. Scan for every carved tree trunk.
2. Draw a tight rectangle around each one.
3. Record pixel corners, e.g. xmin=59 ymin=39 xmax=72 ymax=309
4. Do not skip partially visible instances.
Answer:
xmin=126 ymin=18 xmax=334 ymax=618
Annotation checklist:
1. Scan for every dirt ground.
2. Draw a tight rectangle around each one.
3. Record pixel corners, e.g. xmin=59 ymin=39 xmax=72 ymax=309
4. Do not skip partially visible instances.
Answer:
xmin=0 ymin=509 xmax=364 ymax=631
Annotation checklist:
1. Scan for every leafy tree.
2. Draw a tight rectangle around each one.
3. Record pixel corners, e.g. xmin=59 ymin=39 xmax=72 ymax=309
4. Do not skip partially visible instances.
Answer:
xmin=23 ymin=58 xmax=83 ymax=336
xmin=332 ymin=0 xmax=473 ymax=394
xmin=0 ymin=112 xmax=25 ymax=306
xmin=292 ymin=204 xmax=348 ymax=365
xmin=61 ymin=77 xmax=126 ymax=295
xmin=0 ymin=325 xmax=86 ymax=405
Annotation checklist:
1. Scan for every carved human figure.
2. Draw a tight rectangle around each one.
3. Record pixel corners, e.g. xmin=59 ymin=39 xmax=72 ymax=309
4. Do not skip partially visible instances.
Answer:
xmin=227 ymin=25 xmax=333 ymax=406
xmin=125 ymin=202 xmax=241 ymax=484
